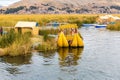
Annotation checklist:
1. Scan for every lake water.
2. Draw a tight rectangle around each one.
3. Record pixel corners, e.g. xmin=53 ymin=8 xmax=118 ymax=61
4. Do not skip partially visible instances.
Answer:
xmin=0 ymin=27 xmax=120 ymax=80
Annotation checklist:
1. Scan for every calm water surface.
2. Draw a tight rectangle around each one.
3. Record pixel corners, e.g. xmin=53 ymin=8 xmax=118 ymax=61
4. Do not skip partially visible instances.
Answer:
xmin=1 ymin=27 xmax=120 ymax=80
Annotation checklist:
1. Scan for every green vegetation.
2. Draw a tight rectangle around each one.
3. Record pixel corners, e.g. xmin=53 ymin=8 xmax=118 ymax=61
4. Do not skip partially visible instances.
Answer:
xmin=0 ymin=28 xmax=58 ymax=56
xmin=36 ymin=29 xmax=58 ymax=51
xmin=35 ymin=36 xmax=57 ymax=51
xmin=5 ymin=6 xmax=25 ymax=14
xmin=39 ymin=29 xmax=58 ymax=35
xmin=0 ymin=29 xmax=16 ymax=48
xmin=107 ymin=22 xmax=120 ymax=31
xmin=39 ymin=29 xmax=58 ymax=41
xmin=110 ymin=5 xmax=120 ymax=10
xmin=0 ymin=29 xmax=32 ymax=56
xmin=5 ymin=33 xmax=31 ymax=56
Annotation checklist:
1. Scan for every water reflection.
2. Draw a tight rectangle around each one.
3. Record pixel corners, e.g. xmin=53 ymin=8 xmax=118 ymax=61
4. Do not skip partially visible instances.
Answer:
xmin=39 ymin=50 xmax=56 ymax=58
xmin=39 ymin=50 xmax=56 ymax=65
xmin=57 ymin=48 xmax=84 ymax=67
xmin=6 ymin=67 xmax=24 ymax=75
xmin=1 ymin=54 xmax=32 ymax=66
xmin=0 ymin=54 xmax=32 ymax=76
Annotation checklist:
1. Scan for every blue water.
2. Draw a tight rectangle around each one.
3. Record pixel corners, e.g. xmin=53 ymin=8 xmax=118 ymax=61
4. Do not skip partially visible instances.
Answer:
xmin=0 ymin=27 xmax=120 ymax=80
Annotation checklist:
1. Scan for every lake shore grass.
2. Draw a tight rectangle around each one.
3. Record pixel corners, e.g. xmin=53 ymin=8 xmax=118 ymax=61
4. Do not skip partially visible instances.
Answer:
xmin=0 ymin=14 xmax=97 ymax=28
xmin=107 ymin=22 xmax=120 ymax=31
xmin=0 ymin=28 xmax=58 ymax=56
xmin=0 ymin=29 xmax=32 ymax=56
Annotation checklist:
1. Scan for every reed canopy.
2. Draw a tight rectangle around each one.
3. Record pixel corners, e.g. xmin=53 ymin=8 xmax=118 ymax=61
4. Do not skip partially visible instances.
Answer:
xmin=59 ymin=24 xmax=78 ymax=29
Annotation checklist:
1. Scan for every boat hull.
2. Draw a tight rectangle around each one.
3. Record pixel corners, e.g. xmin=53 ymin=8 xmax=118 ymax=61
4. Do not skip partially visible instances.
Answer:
xmin=95 ymin=25 xmax=107 ymax=28
xmin=57 ymin=33 xmax=84 ymax=48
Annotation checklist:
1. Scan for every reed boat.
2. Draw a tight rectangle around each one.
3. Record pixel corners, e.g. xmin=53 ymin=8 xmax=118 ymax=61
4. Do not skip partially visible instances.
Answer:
xmin=57 ymin=24 xmax=84 ymax=48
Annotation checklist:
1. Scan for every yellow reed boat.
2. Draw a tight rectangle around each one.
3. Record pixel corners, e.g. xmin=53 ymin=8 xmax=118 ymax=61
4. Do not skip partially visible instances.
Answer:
xmin=57 ymin=24 xmax=84 ymax=47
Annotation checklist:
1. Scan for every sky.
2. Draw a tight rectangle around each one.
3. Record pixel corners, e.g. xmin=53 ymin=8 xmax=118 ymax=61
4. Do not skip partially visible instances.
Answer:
xmin=0 ymin=0 xmax=21 ymax=6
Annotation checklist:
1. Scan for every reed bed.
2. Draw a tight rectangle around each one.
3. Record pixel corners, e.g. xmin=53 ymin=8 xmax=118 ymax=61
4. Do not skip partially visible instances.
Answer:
xmin=0 ymin=14 xmax=97 ymax=27
xmin=0 ymin=29 xmax=32 ymax=56
xmin=107 ymin=22 xmax=120 ymax=31
xmin=0 ymin=28 xmax=58 ymax=56
xmin=35 ymin=36 xmax=57 ymax=51
xmin=2 ymin=14 xmax=118 ymax=56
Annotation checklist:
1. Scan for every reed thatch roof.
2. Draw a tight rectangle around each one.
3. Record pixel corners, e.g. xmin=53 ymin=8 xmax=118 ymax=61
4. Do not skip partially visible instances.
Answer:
xmin=15 ymin=21 xmax=38 ymax=29
xmin=59 ymin=24 xmax=78 ymax=29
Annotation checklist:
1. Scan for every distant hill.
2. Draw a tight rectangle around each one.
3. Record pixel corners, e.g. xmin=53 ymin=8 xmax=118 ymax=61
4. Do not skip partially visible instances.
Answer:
xmin=1 ymin=0 xmax=120 ymax=14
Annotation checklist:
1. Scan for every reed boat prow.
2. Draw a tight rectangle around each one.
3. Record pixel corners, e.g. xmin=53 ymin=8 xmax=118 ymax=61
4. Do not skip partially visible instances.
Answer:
xmin=57 ymin=24 xmax=84 ymax=48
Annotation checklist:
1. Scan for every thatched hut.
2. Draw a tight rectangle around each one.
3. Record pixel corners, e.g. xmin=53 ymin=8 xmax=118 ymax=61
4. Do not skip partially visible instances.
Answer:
xmin=15 ymin=21 xmax=39 ymax=35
